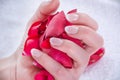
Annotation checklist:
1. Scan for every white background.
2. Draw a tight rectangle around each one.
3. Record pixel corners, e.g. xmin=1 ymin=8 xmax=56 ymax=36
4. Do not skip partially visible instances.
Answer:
xmin=0 ymin=0 xmax=120 ymax=80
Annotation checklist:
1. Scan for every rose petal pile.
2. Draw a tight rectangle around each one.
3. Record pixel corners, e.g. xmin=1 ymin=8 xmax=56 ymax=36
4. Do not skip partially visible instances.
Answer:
xmin=23 ymin=9 xmax=105 ymax=80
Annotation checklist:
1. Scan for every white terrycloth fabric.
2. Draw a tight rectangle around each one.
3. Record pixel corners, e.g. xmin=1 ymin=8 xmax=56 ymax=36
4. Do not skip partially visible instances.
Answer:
xmin=0 ymin=0 xmax=120 ymax=80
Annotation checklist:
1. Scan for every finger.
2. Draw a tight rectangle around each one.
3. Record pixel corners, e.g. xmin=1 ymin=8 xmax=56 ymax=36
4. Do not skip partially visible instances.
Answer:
xmin=50 ymin=37 xmax=90 ymax=67
xmin=27 ymin=0 xmax=60 ymax=27
xmin=31 ymin=48 xmax=68 ymax=78
xmin=66 ymin=13 xmax=98 ymax=31
xmin=65 ymin=25 xmax=104 ymax=55
xmin=19 ymin=0 xmax=59 ymax=50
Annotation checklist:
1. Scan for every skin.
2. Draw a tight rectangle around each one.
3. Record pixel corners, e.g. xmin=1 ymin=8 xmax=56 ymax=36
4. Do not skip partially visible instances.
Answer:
xmin=0 ymin=0 xmax=104 ymax=80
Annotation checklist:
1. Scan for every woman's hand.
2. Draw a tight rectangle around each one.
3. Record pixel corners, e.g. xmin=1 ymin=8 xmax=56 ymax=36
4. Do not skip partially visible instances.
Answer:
xmin=30 ymin=10 xmax=103 ymax=80
xmin=0 ymin=0 xmax=104 ymax=80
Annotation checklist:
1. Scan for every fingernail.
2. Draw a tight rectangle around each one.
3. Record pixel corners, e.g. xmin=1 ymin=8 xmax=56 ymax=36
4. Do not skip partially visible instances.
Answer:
xmin=66 ymin=13 xmax=79 ymax=22
xmin=50 ymin=37 xmax=63 ymax=46
xmin=31 ymin=49 xmax=42 ymax=57
xmin=50 ymin=11 xmax=58 ymax=15
xmin=42 ymin=0 xmax=52 ymax=3
xmin=65 ymin=26 xmax=79 ymax=34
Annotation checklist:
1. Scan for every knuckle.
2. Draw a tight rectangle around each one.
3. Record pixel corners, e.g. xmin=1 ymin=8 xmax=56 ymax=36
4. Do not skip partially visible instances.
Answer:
xmin=65 ymin=40 xmax=79 ymax=52
xmin=63 ymin=40 xmax=74 ymax=49
xmin=78 ymin=13 xmax=98 ymax=30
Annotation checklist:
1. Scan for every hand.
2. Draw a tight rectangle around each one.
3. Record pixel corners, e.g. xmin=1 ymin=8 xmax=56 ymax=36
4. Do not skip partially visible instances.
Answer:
xmin=0 ymin=0 xmax=104 ymax=80
xmin=0 ymin=0 xmax=59 ymax=80
xmin=17 ymin=0 xmax=60 ymax=80
xmin=31 ymin=9 xmax=103 ymax=80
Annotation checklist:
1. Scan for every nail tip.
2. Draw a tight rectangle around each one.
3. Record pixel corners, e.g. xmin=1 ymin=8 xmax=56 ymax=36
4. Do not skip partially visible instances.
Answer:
xmin=50 ymin=37 xmax=63 ymax=46
xmin=31 ymin=48 xmax=36 ymax=54
xmin=66 ymin=13 xmax=79 ymax=22
xmin=31 ymin=48 xmax=41 ymax=57
xmin=42 ymin=0 xmax=52 ymax=3
xmin=65 ymin=26 xmax=79 ymax=35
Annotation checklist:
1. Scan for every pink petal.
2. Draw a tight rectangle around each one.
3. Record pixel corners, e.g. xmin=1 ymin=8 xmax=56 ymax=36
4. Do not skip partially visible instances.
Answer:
xmin=40 ymin=38 xmax=73 ymax=68
xmin=89 ymin=48 xmax=105 ymax=65
xmin=49 ymin=48 xmax=73 ymax=68
xmin=67 ymin=9 xmax=77 ymax=14
xmin=40 ymin=38 xmax=51 ymax=49
xmin=45 ymin=11 xmax=66 ymax=38
xmin=28 ymin=21 xmax=41 ymax=38
xmin=28 ymin=25 xmax=40 ymax=38
xmin=39 ymin=21 xmax=47 ymax=35
xmin=24 ymin=37 xmax=39 ymax=56
xmin=35 ymin=71 xmax=54 ymax=80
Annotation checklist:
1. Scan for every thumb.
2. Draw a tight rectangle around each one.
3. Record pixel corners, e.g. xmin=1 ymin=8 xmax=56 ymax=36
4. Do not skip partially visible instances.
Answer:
xmin=16 ymin=0 xmax=60 ymax=62
xmin=19 ymin=0 xmax=60 ymax=50
xmin=28 ymin=0 xmax=60 ymax=27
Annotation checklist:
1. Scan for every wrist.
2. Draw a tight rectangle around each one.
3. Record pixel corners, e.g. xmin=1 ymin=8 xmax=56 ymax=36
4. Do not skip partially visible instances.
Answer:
xmin=0 ymin=53 xmax=17 ymax=80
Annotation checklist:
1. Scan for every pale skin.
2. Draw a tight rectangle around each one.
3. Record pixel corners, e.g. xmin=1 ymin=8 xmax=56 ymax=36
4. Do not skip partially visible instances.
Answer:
xmin=0 ymin=0 xmax=104 ymax=80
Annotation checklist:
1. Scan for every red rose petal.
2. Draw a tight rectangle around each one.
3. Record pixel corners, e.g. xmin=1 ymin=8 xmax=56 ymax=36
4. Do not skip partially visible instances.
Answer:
xmin=40 ymin=39 xmax=73 ymax=68
xmin=89 ymin=55 xmax=100 ymax=65
xmin=24 ymin=37 xmax=39 ymax=56
xmin=40 ymin=38 xmax=51 ymax=49
xmin=67 ymin=9 xmax=77 ymax=14
xmin=45 ymin=11 xmax=66 ymax=38
xmin=39 ymin=21 xmax=47 ymax=34
xmin=89 ymin=48 xmax=105 ymax=65
xmin=35 ymin=71 xmax=54 ymax=80
xmin=31 ymin=21 xmax=41 ymax=27
xmin=49 ymin=48 xmax=73 ymax=68
xmin=47 ymin=12 xmax=59 ymax=26
xmin=28 ymin=21 xmax=41 ymax=38
xmin=94 ymin=48 xmax=105 ymax=55
xmin=28 ymin=25 xmax=40 ymax=38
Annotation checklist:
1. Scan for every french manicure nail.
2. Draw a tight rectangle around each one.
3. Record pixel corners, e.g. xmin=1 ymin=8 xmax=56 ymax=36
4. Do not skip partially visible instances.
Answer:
xmin=66 ymin=13 xmax=79 ymax=22
xmin=31 ymin=49 xmax=42 ymax=57
xmin=65 ymin=26 xmax=79 ymax=34
xmin=42 ymin=0 xmax=52 ymax=3
xmin=50 ymin=37 xmax=63 ymax=46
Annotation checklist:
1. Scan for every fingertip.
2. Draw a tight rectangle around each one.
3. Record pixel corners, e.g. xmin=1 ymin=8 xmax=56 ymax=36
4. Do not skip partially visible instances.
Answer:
xmin=31 ymin=48 xmax=42 ymax=58
xmin=50 ymin=37 xmax=63 ymax=46
xmin=66 ymin=12 xmax=98 ymax=31
xmin=28 ymin=0 xmax=60 ymax=26
xmin=40 ymin=0 xmax=60 ymax=16
xmin=66 ymin=13 xmax=79 ymax=22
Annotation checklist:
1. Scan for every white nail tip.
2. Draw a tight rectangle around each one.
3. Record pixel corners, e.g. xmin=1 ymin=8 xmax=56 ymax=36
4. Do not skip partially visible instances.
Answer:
xmin=42 ymin=0 xmax=52 ymax=2
xmin=50 ymin=37 xmax=63 ymax=46
xmin=65 ymin=26 xmax=79 ymax=34
xmin=31 ymin=49 xmax=42 ymax=57
xmin=66 ymin=14 xmax=79 ymax=22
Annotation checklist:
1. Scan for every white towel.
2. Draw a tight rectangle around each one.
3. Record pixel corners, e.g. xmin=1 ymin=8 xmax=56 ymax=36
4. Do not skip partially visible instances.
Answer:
xmin=0 ymin=0 xmax=120 ymax=80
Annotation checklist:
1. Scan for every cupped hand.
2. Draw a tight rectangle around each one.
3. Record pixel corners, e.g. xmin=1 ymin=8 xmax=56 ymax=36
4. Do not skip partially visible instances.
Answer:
xmin=15 ymin=0 xmax=104 ymax=80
